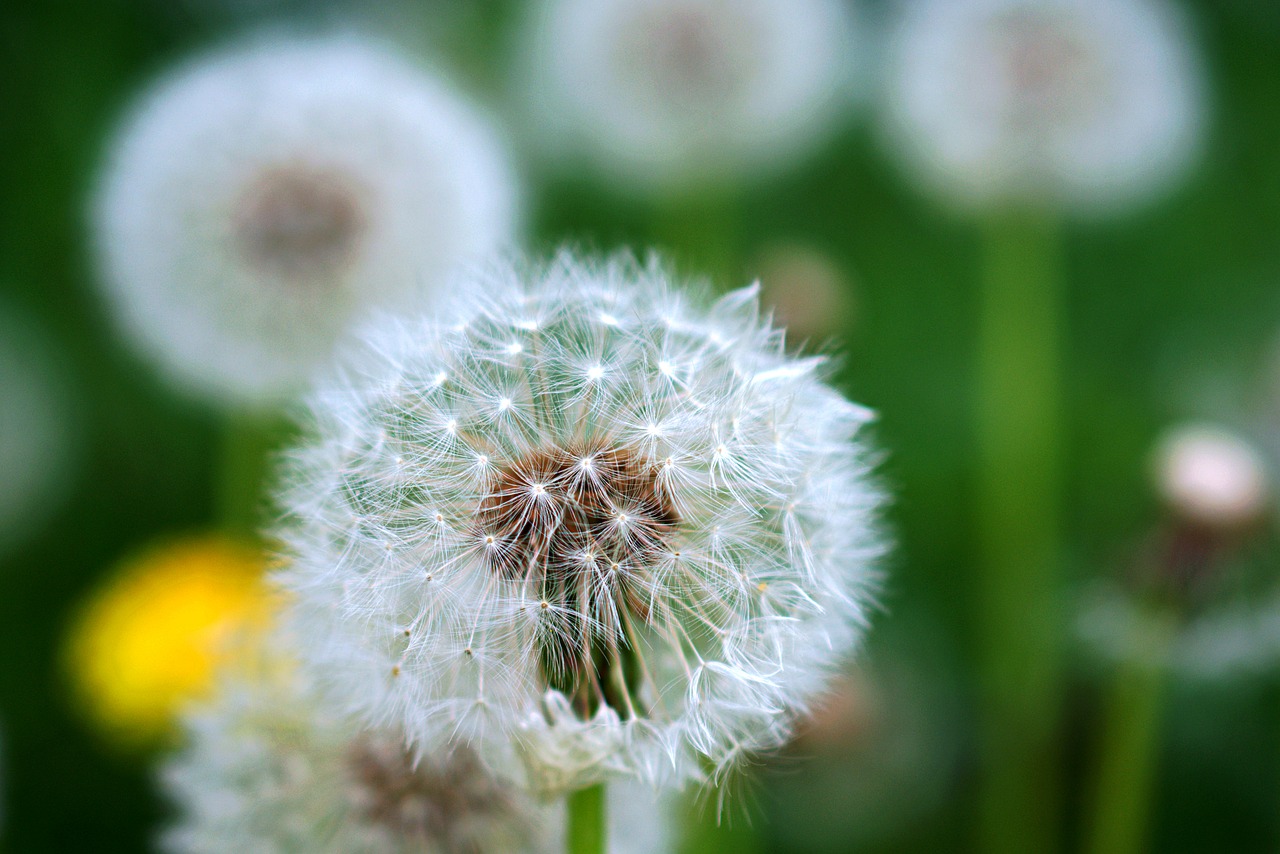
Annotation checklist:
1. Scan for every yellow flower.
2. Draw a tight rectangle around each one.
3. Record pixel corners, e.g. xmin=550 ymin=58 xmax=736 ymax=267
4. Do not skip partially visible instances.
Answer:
xmin=65 ymin=535 xmax=271 ymax=747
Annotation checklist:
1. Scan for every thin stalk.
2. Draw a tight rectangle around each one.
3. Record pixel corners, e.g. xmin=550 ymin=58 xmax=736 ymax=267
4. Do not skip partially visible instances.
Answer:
xmin=567 ymin=783 xmax=607 ymax=854
xmin=1084 ymin=605 xmax=1176 ymax=854
xmin=974 ymin=209 xmax=1065 ymax=854
xmin=218 ymin=413 xmax=283 ymax=541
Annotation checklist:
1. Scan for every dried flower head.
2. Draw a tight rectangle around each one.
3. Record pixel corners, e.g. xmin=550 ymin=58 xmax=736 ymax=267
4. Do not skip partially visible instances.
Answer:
xmin=882 ymin=0 xmax=1204 ymax=212
xmin=160 ymin=653 xmax=556 ymax=854
xmin=65 ymin=536 xmax=269 ymax=745
xmin=277 ymin=252 xmax=883 ymax=792
xmin=525 ymin=0 xmax=858 ymax=193
xmin=92 ymin=34 xmax=518 ymax=406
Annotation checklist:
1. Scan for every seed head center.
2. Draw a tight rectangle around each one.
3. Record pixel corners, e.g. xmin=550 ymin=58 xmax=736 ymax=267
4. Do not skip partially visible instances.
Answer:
xmin=477 ymin=443 xmax=678 ymax=585
xmin=346 ymin=742 xmax=518 ymax=847
xmin=234 ymin=165 xmax=366 ymax=282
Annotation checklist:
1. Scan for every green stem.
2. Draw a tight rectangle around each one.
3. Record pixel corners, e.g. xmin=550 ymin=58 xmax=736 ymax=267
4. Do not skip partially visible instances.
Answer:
xmin=974 ymin=210 xmax=1065 ymax=854
xmin=1084 ymin=606 xmax=1176 ymax=854
xmin=218 ymin=413 xmax=283 ymax=541
xmin=567 ymin=783 xmax=607 ymax=854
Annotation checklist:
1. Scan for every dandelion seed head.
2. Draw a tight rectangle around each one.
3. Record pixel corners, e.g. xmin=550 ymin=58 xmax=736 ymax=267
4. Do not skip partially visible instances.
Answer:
xmin=160 ymin=654 xmax=553 ymax=854
xmin=525 ymin=0 xmax=860 ymax=193
xmin=882 ymin=0 xmax=1205 ymax=212
xmin=92 ymin=34 xmax=518 ymax=405
xmin=277 ymin=251 xmax=884 ymax=791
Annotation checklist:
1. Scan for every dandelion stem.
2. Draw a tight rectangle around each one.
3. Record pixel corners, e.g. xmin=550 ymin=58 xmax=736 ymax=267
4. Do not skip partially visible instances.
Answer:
xmin=1085 ymin=604 xmax=1176 ymax=854
xmin=567 ymin=783 xmax=607 ymax=854
xmin=974 ymin=209 xmax=1064 ymax=854
xmin=218 ymin=413 xmax=284 ymax=540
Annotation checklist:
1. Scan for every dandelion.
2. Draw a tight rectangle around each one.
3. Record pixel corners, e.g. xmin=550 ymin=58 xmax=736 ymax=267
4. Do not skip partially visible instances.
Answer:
xmin=1153 ymin=424 xmax=1269 ymax=532
xmin=0 ymin=305 xmax=75 ymax=555
xmin=162 ymin=638 xmax=672 ymax=853
xmin=276 ymin=252 xmax=883 ymax=796
xmin=1080 ymin=424 xmax=1270 ymax=852
xmin=161 ymin=652 xmax=558 ymax=854
xmin=1078 ymin=424 xmax=1274 ymax=679
xmin=65 ymin=536 xmax=269 ymax=745
xmin=882 ymin=0 xmax=1205 ymax=212
xmin=92 ymin=34 xmax=518 ymax=406
xmin=524 ymin=0 xmax=858 ymax=193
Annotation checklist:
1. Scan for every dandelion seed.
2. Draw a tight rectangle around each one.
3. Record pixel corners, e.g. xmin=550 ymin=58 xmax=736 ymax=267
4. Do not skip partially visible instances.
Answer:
xmin=92 ymin=34 xmax=518 ymax=406
xmin=277 ymin=252 xmax=884 ymax=792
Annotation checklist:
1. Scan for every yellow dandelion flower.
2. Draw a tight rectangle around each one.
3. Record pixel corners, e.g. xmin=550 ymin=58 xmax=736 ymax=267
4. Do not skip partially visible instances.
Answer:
xmin=65 ymin=535 xmax=272 ymax=747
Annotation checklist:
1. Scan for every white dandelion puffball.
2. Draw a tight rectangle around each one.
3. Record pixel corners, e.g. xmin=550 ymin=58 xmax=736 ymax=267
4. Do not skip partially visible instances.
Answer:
xmin=882 ymin=0 xmax=1205 ymax=212
xmin=526 ymin=0 xmax=858 ymax=193
xmin=161 ymin=656 xmax=556 ymax=854
xmin=1153 ymin=424 xmax=1270 ymax=531
xmin=277 ymin=252 xmax=883 ymax=792
xmin=93 ymin=35 xmax=518 ymax=406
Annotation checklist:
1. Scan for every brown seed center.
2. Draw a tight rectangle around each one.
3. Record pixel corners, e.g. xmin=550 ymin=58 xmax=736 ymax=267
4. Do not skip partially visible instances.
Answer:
xmin=346 ymin=740 xmax=520 ymax=849
xmin=475 ymin=443 xmax=679 ymax=715
xmin=234 ymin=165 xmax=366 ymax=282
xmin=477 ymin=443 xmax=678 ymax=584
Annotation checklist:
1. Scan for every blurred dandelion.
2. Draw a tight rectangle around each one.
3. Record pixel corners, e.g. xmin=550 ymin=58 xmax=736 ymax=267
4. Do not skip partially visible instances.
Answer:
xmin=91 ymin=34 xmax=519 ymax=407
xmin=65 ymin=536 xmax=270 ymax=746
xmin=524 ymin=0 xmax=859 ymax=195
xmin=1080 ymin=423 xmax=1271 ymax=854
xmin=275 ymin=252 xmax=883 ymax=814
xmin=881 ymin=0 xmax=1205 ymax=213
xmin=1079 ymin=423 xmax=1275 ymax=679
xmin=162 ymin=638 xmax=674 ymax=853
xmin=0 ymin=305 xmax=75 ymax=557
xmin=1152 ymin=424 xmax=1270 ymax=533
xmin=161 ymin=650 xmax=557 ymax=854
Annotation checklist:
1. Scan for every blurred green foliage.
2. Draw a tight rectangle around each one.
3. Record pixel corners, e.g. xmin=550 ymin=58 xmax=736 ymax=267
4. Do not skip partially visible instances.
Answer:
xmin=2 ymin=0 xmax=1280 ymax=851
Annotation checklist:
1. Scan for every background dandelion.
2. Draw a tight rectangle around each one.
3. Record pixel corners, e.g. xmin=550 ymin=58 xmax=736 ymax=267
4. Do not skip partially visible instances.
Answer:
xmin=162 ymin=640 xmax=674 ymax=853
xmin=523 ymin=0 xmax=859 ymax=195
xmin=92 ymin=33 xmax=519 ymax=407
xmin=161 ymin=649 xmax=558 ymax=854
xmin=881 ymin=0 xmax=1205 ymax=213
